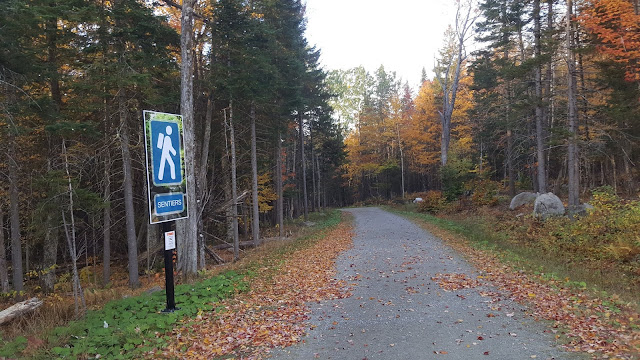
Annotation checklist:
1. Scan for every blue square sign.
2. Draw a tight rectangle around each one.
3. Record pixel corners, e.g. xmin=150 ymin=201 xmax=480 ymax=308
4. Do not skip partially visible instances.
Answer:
xmin=144 ymin=111 xmax=188 ymax=224
xmin=150 ymin=120 xmax=183 ymax=186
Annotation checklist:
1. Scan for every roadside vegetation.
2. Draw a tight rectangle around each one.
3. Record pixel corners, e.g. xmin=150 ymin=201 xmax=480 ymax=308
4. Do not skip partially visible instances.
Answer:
xmin=386 ymin=184 xmax=640 ymax=358
xmin=0 ymin=211 xmax=343 ymax=359
xmin=396 ymin=185 xmax=640 ymax=306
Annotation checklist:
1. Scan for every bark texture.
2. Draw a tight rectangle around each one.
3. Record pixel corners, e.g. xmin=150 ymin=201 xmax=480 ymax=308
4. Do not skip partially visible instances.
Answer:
xmin=177 ymin=0 xmax=198 ymax=276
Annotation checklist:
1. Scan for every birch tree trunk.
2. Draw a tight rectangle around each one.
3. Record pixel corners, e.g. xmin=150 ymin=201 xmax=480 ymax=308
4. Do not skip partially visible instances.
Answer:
xmin=177 ymin=0 xmax=198 ymax=276
xmin=250 ymin=102 xmax=260 ymax=246
xmin=298 ymin=113 xmax=308 ymax=220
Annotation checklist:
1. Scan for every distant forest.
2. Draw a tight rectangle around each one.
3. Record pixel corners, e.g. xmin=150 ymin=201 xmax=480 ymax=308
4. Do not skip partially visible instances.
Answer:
xmin=334 ymin=0 xmax=640 ymax=205
xmin=1 ymin=0 xmax=640 ymax=304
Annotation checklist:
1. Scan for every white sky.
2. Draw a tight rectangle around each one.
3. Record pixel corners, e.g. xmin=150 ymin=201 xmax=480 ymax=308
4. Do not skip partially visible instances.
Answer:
xmin=303 ymin=0 xmax=458 ymax=90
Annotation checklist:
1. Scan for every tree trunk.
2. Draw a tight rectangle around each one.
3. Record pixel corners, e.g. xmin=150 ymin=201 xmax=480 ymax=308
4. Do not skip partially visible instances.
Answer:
xmin=310 ymin=120 xmax=317 ymax=212
xmin=42 ymin=213 xmax=57 ymax=293
xmin=42 ymin=148 xmax=58 ymax=293
xmin=299 ymin=113 xmax=308 ymax=220
xmin=0 ymin=298 xmax=43 ymax=326
xmin=316 ymin=155 xmax=323 ymax=211
xmin=8 ymin=134 xmax=23 ymax=293
xmin=0 ymin=207 xmax=9 ymax=293
xmin=196 ymin=93 xmax=213 ymax=270
xmin=62 ymin=140 xmax=86 ymax=316
xmin=102 ymin=145 xmax=111 ymax=286
xmin=177 ymin=0 xmax=198 ymax=277
xmin=276 ymin=132 xmax=284 ymax=237
xmin=437 ymin=1 xmax=475 ymax=166
xmin=228 ymin=101 xmax=240 ymax=261
xmin=566 ymin=0 xmax=580 ymax=207
xmin=440 ymin=114 xmax=451 ymax=166
xmin=118 ymin=89 xmax=140 ymax=289
xmin=397 ymin=123 xmax=405 ymax=199
xmin=534 ymin=0 xmax=547 ymax=193
xmin=222 ymin=122 xmax=234 ymax=247
xmin=250 ymin=102 xmax=260 ymax=246
xmin=507 ymin=128 xmax=516 ymax=197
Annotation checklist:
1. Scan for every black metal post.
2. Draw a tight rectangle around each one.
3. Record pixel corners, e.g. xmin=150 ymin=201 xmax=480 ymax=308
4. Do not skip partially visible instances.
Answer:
xmin=162 ymin=221 xmax=177 ymax=312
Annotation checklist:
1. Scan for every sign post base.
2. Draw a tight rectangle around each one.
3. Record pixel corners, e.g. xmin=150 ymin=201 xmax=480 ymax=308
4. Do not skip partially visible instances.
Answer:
xmin=162 ymin=221 xmax=178 ymax=313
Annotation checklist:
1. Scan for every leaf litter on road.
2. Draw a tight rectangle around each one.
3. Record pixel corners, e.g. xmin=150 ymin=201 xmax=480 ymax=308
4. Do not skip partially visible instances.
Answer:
xmin=421 ymin=221 xmax=640 ymax=359
xmin=151 ymin=218 xmax=354 ymax=360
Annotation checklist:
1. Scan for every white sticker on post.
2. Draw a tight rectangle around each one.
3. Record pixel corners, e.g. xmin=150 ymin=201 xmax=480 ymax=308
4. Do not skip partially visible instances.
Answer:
xmin=164 ymin=231 xmax=176 ymax=250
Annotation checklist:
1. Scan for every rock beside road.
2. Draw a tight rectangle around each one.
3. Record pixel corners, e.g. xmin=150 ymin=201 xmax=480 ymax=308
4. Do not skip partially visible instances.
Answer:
xmin=509 ymin=192 xmax=539 ymax=210
xmin=534 ymin=192 xmax=565 ymax=218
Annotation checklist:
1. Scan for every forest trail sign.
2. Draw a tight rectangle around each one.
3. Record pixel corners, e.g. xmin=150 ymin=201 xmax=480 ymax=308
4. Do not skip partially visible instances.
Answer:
xmin=144 ymin=111 xmax=189 ymax=224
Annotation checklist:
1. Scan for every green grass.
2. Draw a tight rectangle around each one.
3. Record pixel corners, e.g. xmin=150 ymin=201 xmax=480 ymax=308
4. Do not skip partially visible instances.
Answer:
xmin=31 ymin=271 xmax=246 ymax=360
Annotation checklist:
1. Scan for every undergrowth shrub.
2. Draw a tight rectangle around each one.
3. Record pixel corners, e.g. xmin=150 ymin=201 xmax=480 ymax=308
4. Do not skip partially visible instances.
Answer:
xmin=535 ymin=187 xmax=640 ymax=263
xmin=417 ymin=191 xmax=446 ymax=214
xmin=466 ymin=179 xmax=500 ymax=207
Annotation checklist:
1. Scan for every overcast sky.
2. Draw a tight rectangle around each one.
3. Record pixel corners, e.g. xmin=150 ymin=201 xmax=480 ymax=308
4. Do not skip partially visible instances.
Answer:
xmin=303 ymin=0 xmax=458 ymax=90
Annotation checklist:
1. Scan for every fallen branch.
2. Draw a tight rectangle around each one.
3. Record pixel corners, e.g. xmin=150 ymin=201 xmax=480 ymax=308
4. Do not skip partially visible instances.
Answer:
xmin=0 ymin=297 xmax=43 ymax=325
xmin=204 ymin=245 xmax=225 ymax=264
xmin=212 ymin=241 xmax=255 ymax=250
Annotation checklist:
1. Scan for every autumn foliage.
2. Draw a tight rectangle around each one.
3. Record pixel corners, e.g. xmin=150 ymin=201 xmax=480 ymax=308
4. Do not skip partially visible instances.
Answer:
xmin=581 ymin=0 xmax=640 ymax=82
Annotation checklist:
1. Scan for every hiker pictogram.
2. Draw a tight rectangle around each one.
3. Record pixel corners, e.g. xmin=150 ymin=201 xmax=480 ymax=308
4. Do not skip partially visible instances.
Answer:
xmin=157 ymin=125 xmax=177 ymax=181
xmin=150 ymin=120 xmax=182 ymax=186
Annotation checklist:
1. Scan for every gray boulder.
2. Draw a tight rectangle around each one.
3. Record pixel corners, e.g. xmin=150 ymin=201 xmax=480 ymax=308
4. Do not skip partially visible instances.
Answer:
xmin=509 ymin=192 xmax=539 ymax=210
xmin=413 ymin=197 xmax=424 ymax=203
xmin=533 ymin=192 xmax=565 ymax=218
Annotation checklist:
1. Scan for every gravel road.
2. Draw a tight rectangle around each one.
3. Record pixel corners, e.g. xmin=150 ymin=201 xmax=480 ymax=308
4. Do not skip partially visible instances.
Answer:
xmin=269 ymin=207 xmax=579 ymax=360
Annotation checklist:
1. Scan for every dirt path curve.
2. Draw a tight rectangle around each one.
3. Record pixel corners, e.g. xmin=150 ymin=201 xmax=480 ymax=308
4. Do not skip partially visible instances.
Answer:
xmin=269 ymin=207 xmax=579 ymax=360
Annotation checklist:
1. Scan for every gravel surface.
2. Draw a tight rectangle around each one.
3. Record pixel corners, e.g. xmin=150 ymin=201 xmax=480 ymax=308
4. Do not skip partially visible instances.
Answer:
xmin=269 ymin=207 xmax=579 ymax=360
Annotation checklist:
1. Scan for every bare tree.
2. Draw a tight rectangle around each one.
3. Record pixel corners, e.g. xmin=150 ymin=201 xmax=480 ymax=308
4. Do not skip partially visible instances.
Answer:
xmin=177 ymin=0 xmax=198 ymax=276
xmin=435 ymin=0 xmax=478 ymax=166
xmin=62 ymin=140 xmax=86 ymax=316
